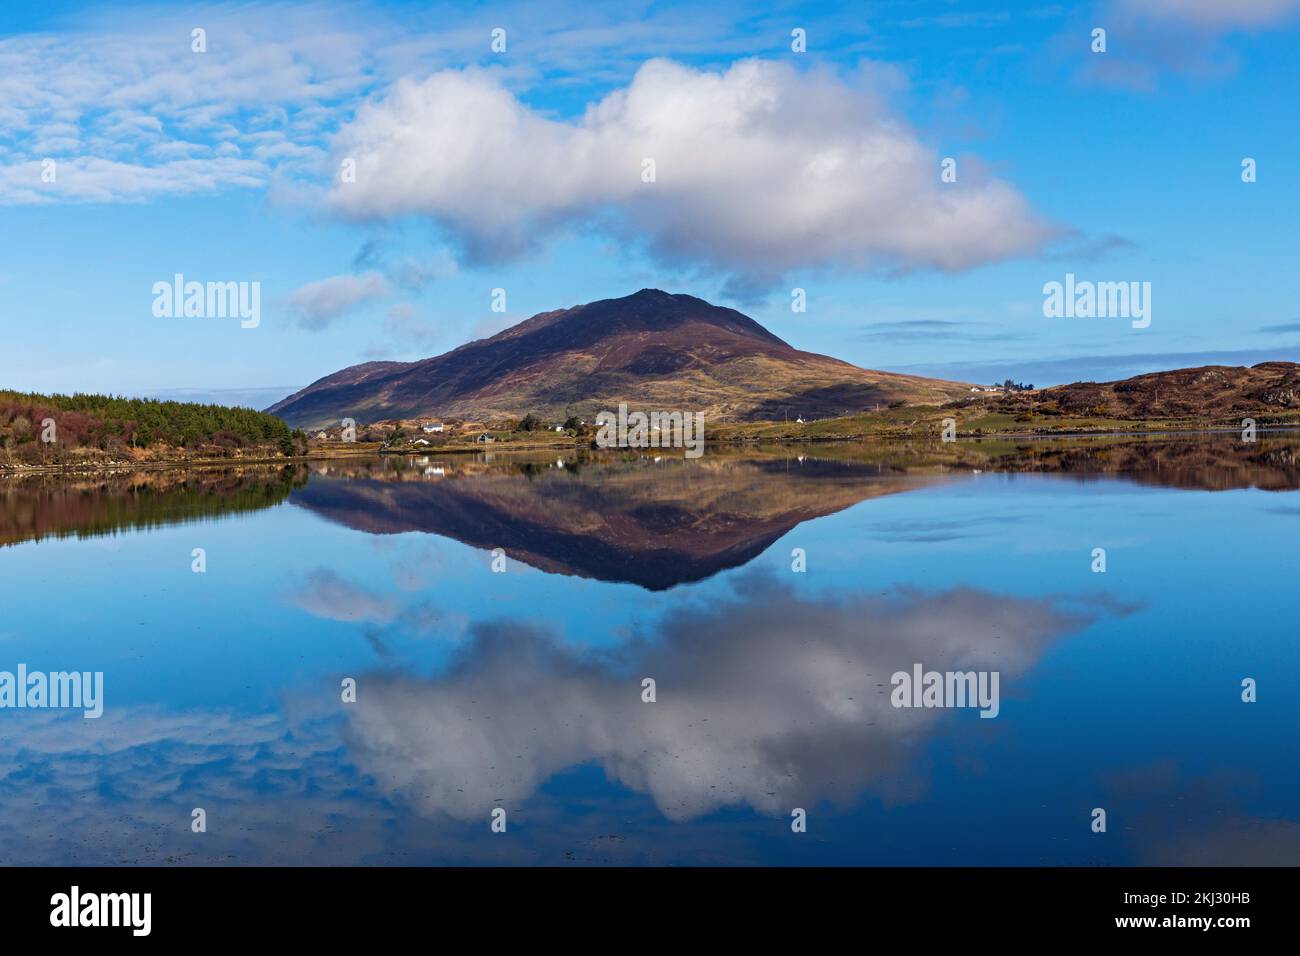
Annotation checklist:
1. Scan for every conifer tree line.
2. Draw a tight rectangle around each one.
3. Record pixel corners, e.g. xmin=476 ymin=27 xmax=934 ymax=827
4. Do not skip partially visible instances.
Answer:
xmin=0 ymin=390 xmax=304 ymax=459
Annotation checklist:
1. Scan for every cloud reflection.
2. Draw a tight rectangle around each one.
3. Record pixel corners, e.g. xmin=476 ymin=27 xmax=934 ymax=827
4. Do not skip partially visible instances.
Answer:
xmin=341 ymin=577 xmax=1100 ymax=821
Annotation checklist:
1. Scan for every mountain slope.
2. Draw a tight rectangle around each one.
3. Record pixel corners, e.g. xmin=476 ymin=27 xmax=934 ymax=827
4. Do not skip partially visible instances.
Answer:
xmin=993 ymin=362 xmax=1300 ymax=419
xmin=267 ymin=289 xmax=970 ymax=428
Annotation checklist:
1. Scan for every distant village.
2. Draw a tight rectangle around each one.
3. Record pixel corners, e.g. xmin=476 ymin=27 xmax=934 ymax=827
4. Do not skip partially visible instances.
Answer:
xmin=305 ymin=380 xmax=1041 ymax=453
xmin=970 ymin=379 xmax=1036 ymax=394
xmin=309 ymin=415 xmax=593 ymax=450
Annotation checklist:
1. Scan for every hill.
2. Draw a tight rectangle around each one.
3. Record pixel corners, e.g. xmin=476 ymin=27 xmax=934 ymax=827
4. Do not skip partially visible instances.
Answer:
xmin=266 ymin=289 xmax=971 ymax=429
xmin=0 ymin=390 xmax=305 ymax=467
xmin=992 ymin=362 xmax=1300 ymax=419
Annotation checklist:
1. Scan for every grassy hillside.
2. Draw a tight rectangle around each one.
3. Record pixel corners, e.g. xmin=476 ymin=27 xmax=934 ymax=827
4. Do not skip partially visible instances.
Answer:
xmin=993 ymin=363 xmax=1300 ymax=420
xmin=708 ymin=403 xmax=1300 ymax=443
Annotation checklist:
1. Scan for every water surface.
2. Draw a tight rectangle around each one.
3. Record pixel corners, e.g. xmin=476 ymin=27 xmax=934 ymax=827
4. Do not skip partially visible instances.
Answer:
xmin=1 ymin=434 xmax=1296 ymax=865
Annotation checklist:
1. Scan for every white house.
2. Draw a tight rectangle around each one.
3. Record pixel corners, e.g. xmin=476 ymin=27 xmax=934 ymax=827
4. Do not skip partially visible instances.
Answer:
xmin=422 ymin=423 xmax=444 ymax=433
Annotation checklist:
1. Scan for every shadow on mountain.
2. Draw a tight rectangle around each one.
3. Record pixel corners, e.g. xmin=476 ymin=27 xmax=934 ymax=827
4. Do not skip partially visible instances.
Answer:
xmin=746 ymin=382 xmax=898 ymax=421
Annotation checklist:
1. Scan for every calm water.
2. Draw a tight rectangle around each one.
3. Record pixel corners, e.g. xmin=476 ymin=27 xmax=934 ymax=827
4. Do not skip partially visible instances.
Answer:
xmin=1 ymin=434 xmax=1297 ymax=865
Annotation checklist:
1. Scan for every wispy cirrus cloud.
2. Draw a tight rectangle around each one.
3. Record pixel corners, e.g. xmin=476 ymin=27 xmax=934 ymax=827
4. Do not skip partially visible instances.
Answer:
xmin=855 ymin=318 xmax=1013 ymax=344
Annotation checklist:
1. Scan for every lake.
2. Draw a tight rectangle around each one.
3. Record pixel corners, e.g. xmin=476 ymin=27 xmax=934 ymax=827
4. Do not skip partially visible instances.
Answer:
xmin=1 ymin=432 xmax=1297 ymax=865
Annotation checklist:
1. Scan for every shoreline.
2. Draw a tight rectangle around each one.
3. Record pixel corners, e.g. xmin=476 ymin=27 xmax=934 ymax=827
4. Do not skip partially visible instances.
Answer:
xmin=0 ymin=453 xmax=311 ymax=478
xmin=4 ymin=421 xmax=1298 ymax=478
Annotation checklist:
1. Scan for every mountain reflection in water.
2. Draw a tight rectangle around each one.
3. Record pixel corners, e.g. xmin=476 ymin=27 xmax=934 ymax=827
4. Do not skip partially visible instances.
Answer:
xmin=7 ymin=434 xmax=1299 ymax=582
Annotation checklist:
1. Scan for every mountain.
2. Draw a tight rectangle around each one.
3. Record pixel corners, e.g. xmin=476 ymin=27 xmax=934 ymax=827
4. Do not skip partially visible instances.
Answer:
xmin=267 ymin=289 xmax=970 ymax=429
xmin=994 ymin=362 xmax=1300 ymax=419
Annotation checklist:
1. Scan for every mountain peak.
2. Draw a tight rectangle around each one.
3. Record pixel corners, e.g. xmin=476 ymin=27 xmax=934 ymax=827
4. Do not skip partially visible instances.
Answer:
xmin=542 ymin=288 xmax=790 ymax=349
xmin=267 ymin=290 xmax=971 ymax=428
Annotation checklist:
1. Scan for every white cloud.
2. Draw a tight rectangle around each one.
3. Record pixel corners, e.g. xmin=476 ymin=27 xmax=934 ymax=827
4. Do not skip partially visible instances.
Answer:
xmin=288 ymin=272 xmax=389 ymax=329
xmin=329 ymin=58 xmax=1055 ymax=287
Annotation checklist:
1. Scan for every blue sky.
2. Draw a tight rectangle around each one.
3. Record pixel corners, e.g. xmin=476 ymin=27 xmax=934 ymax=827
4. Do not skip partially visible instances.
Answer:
xmin=1 ymin=0 xmax=1297 ymax=404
